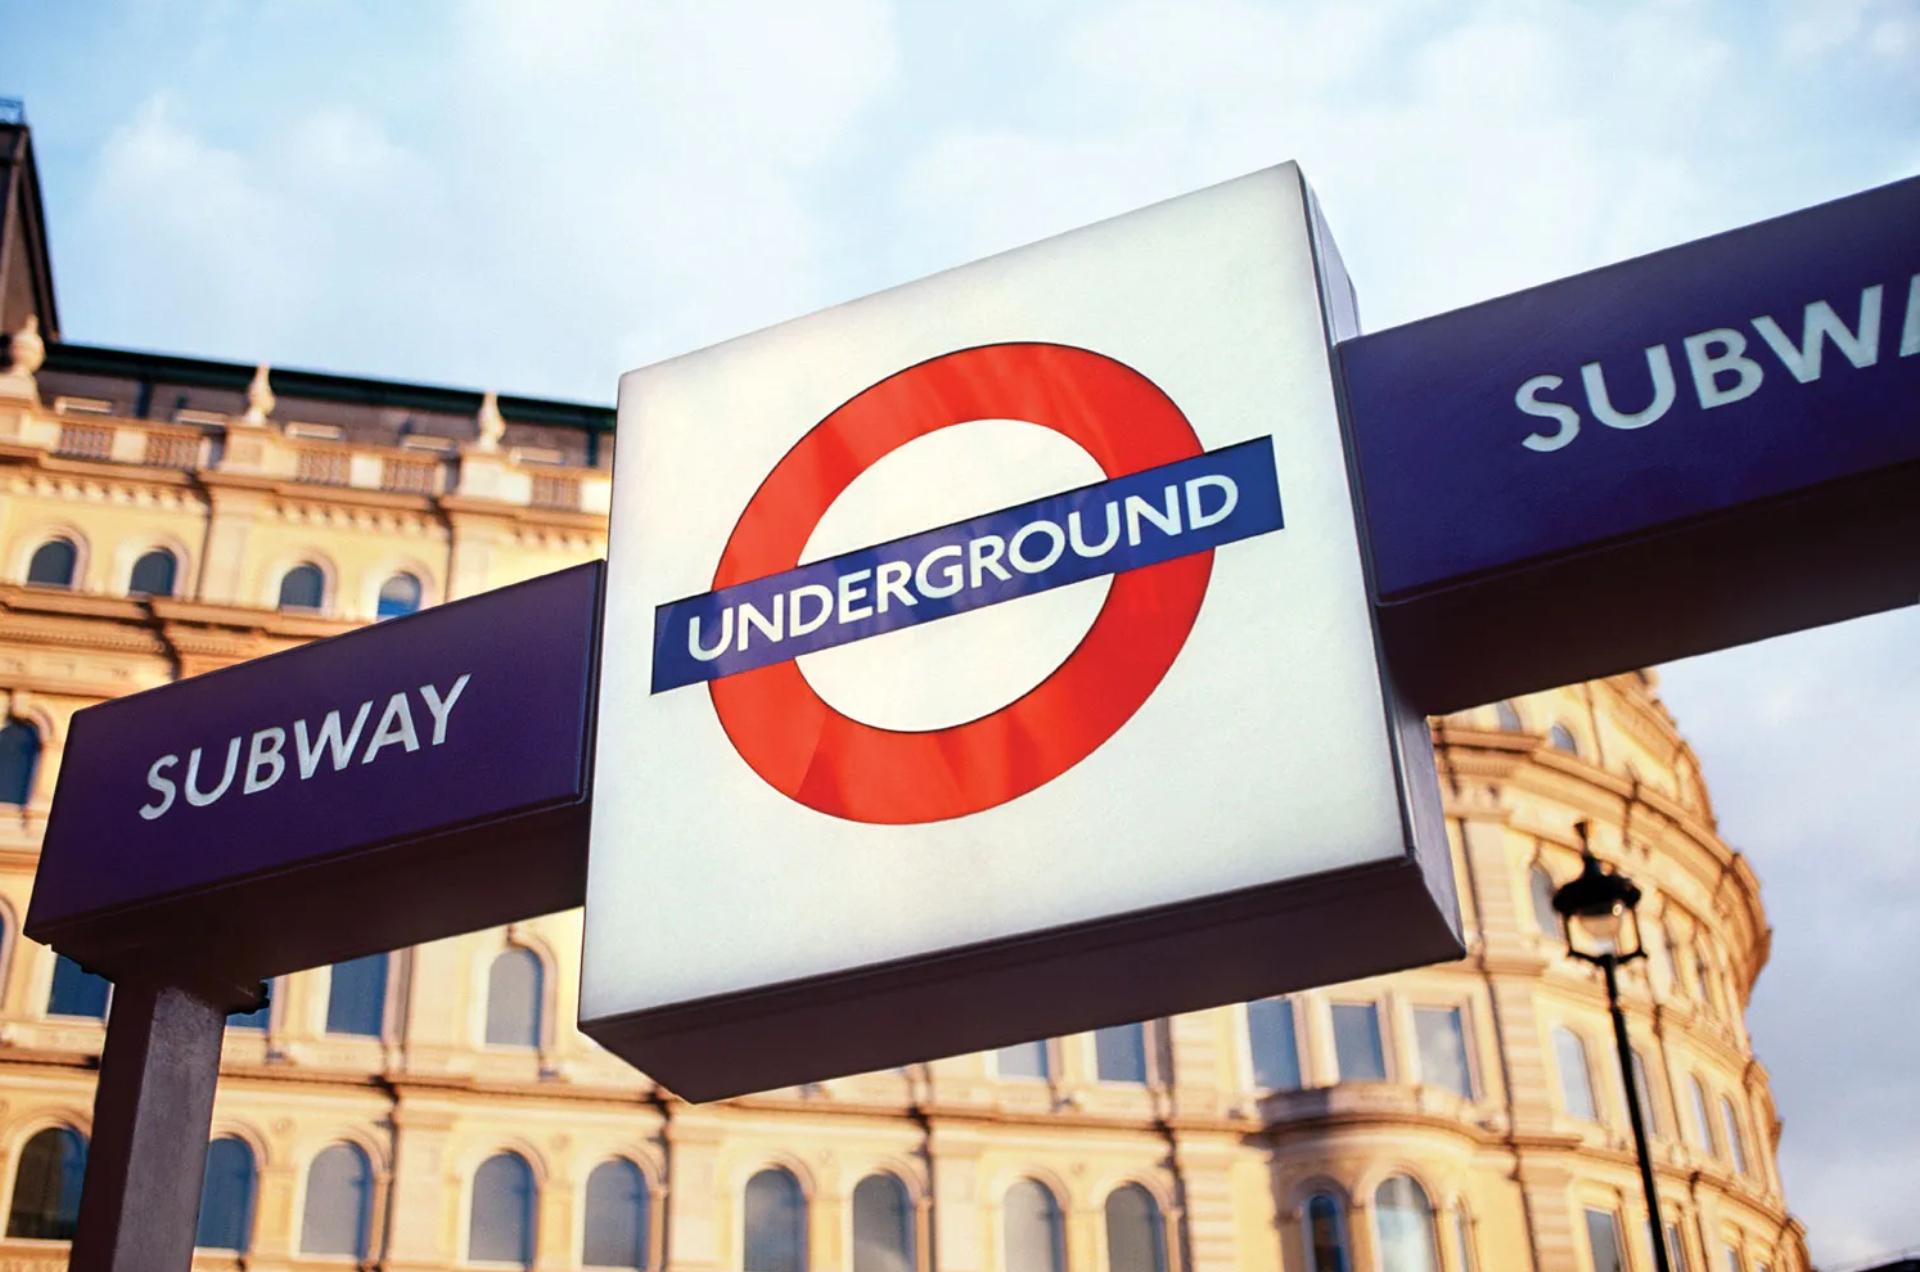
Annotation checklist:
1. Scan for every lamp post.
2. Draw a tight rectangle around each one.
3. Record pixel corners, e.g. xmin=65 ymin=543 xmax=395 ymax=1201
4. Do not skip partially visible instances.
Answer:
xmin=1552 ymin=821 xmax=1672 ymax=1272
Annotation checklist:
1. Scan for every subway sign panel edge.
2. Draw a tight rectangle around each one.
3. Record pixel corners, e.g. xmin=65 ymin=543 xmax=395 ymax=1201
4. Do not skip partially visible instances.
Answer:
xmin=582 ymin=164 xmax=1460 ymax=1101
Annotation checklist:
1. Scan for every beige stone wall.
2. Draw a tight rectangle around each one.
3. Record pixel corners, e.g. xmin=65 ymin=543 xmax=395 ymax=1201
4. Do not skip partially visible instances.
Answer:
xmin=0 ymin=388 xmax=1803 ymax=1272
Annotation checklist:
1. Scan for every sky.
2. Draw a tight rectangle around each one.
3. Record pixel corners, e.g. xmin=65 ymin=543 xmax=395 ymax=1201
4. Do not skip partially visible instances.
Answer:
xmin=3 ymin=0 xmax=1917 ymax=1262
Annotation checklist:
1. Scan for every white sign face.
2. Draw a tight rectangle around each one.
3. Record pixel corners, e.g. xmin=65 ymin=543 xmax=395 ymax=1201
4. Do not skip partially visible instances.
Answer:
xmin=584 ymin=165 xmax=1444 ymax=1064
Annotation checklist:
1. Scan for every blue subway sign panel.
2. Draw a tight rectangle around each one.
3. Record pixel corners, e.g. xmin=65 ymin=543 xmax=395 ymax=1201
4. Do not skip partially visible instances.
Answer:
xmin=651 ymin=438 xmax=1283 ymax=693
xmin=27 ymin=563 xmax=604 ymax=982
xmin=1344 ymin=173 xmax=1919 ymax=600
xmin=1340 ymin=174 xmax=1920 ymax=711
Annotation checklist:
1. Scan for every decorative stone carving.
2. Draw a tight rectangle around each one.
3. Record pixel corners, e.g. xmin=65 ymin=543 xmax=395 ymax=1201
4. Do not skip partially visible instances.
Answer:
xmin=476 ymin=391 xmax=506 ymax=452
xmin=239 ymin=363 xmax=275 ymax=426
xmin=0 ymin=315 xmax=44 ymax=402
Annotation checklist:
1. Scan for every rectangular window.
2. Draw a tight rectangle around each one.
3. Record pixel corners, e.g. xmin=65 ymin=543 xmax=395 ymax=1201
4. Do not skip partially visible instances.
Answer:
xmin=1414 ymin=1006 xmax=1474 ymax=1098
xmin=1585 ymin=1209 xmax=1627 ymax=1272
xmin=1725 ymin=1247 xmax=1744 ymax=1272
xmin=324 ymin=953 xmax=389 ymax=1037
xmin=1665 ymin=1225 xmax=1690 ymax=1272
xmin=1331 ymin=1003 xmax=1386 ymax=1082
xmin=1630 ymin=1050 xmax=1662 ymax=1136
xmin=996 ymin=1040 xmax=1049 ymax=1080
xmin=1246 ymin=998 xmax=1302 ymax=1091
xmin=1094 ymin=1023 xmax=1149 ymax=1084
xmin=1690 ymin=1077 xmax=1718 ymax=1155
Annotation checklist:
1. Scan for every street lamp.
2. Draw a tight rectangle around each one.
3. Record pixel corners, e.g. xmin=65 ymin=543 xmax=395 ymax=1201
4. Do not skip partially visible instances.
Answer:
xmin=1552 ymin=822 xmax=1672 ymax=1272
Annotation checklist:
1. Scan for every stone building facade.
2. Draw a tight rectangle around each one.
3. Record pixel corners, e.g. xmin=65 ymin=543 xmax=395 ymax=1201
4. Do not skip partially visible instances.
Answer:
xmin=0 ymin=107 xmax=1805 ymax=1272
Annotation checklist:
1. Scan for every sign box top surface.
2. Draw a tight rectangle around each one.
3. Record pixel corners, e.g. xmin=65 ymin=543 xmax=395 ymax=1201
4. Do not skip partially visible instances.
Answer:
xmin=29 ymin=563 xmax=601 ymax=947
xmin=585 ymin=164 xmax=1439 ymax=1029
xmin=1342 ymin=173 xmax=1920 ymax=601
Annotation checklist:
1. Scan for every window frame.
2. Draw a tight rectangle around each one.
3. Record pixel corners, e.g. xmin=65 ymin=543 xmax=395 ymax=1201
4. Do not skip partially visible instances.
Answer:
xmin=483 ymin=945 xmax=547 ymax=1050
xmin=850 ymin=1170 xmax=917 ymax=1272
xmin=743 ymin=1165 xmax=810 ymax=1272
xmin=1372 ymin=1176 xmax=1440 ymax=1272
xmin=468 ymin=1150 xmax=539 ymax=1267
xmin=1101 ymin=1182 xmax=1166 ymax=1272
xmin=1553 ymin=1026 xmax=1599 ymax=1122
xmin=194 ymin=1134 xmax=258 ymax=1253
xmin=24 ymin=536 xmax=81 ymax=590
xmin=0 ymin=718 xmax=42 ymax=808
xmin=298 ymin=1140 xmax=376 ymax=1258
xmin=1411 ymin=1003 xmax=1476 ymax=1100
xmin=1001 ymin=1177 xmax=1065 ymax=1272
xmin=323 ymin=952 xmax=391 ymax=1040
xmin=1244 ymin=996 xmax=1303 ymax=1093
xmin=1584 ymin=1207 xmax=1628 ymax=1272
xmin=1092 ymin=1022 xmax=1151 ymax=1086
xmin=276 ymin=561 xmax=331 ymax=614
xmin=1329 ymin=1001 xmax=1389 ymax=1084
xmin=127 ymin=546 xmax=180 ymax=599
xmin=5 ymin=1124 xmax=88 ymax=1242
xmin=581 ymin=1156 xmax=652 ymax=1270
xmin=994 ymin=1039 xmax=1053 ymax=1082
xmin=1302 ymin=1191 xmax=1350 ymax=1272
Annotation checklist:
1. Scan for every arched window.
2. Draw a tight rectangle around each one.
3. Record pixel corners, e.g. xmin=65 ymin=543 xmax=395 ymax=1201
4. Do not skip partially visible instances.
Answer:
xmin=744 ymin=1167 xmax=806 ymax=1272
xmin=300 ymin=1142 xmax=372 ymax=1256
xmin=195 ymin=1136 xmax=256 ymax=1251
xmin=1003 ymin=1179 xmax=1063 ymax=1272
xmin=1374 ymin=1177 xmax=1438 ymax=1272
xmin=0 ymin=720 xmax=40 ymax=806
xmin=485 ymin=947 xmax=544 ymax=1048
xmin=25 ymin=539 xmax=77 ymax=588
xmin=1548 ymin=723 xmax=1580 ymax=755
xmin=6 ymin=1126 xmax=87 ymax=1239
xmin=325 ymin=953 xmax=387 ymax=1037
xmin=852 ymin=1173 xmax=914 ymax=1272
xmin=1245 ymin=997 xmax=1301 ymax=1091
xmin=128 ymin=549 xmax=178 ymax=598
xmin=470 ymin=1152 xmax=536 ymax=1266
xmin=278 ymin=563 xmax=326 ymax=612
xmin=583 ymin=1158 xmax=648 ymax=1268
xmin=1304 ymin=1194 xmax=1349 ymax=1272
xmin=1553 ymin=1027 xmax=1597 ymax=1120
xmin=1720 ymin=1096 xmax=1750 ymax=1174
xmin=996 ymin=1040 xmax=1049 ymax=1080
xmin=47 ymin=954 xmax=110 ymax=1019
xmin=1094 ymin=1022 xmax=1148 ymax=1084
xmin=1104 ymin=1184 xmax=1164 ymax=1272
xmin=1494 ymin=701 xmax=1523 ymax=731
xmin=1529 ymin=865 xmax=1562 ymax=938
xmin=1689 ymin=1075 xmax=1717 ymax=1154
xmin=376 ymin=573 xmax=422 ymax=620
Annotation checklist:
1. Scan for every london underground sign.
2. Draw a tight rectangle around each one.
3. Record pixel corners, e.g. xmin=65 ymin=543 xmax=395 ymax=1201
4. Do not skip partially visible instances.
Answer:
xmin=23 ymin=161 xmax=1917 ymax=1253
xmin=583 ymin=166 xmax=1458 ymax=1100
xmin=1341 ymin=173 xmax=1920 ymax=712
xmin=652 ymin=344 xmax=1285 ymax=824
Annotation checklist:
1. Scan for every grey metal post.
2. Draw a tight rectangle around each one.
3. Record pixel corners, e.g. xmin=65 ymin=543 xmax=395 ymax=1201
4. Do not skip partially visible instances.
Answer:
xmin=70 ymin=974 xmax=257 ymax=1272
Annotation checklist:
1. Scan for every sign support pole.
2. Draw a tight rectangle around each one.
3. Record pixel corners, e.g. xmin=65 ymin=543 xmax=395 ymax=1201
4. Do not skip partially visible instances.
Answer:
xmin=69 ymin=974 xmax=256 ymax=1272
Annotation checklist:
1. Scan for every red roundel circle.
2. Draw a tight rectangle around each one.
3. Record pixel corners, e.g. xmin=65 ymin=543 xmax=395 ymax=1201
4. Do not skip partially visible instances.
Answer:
xmin=710 ymin=342 xmax=1212 ymax=825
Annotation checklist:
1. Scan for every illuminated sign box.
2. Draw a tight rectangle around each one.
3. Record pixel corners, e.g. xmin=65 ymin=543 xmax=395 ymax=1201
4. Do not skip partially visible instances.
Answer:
xmin=1342 ymin=174 xmax=1920 ymax=713
xmin=584 ymin=166 xmax=1460 ymax=1101
xmin=26 ymin=563 xmax=604 ymax=983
